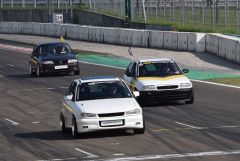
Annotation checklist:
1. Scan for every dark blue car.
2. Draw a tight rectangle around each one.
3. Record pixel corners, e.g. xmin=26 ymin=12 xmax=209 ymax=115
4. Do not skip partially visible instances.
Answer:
xmin=29 ymin=42 xmax=80 ymax=76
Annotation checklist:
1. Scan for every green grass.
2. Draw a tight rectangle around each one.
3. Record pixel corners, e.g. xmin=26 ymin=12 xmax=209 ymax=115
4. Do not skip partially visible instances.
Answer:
xmin=2 ymin=3 xmax=239 ymax=34
xmin=91 ymin=6 xmax=240 ymax=34
xmin=206 ymin=78 xmax=240 ymax=86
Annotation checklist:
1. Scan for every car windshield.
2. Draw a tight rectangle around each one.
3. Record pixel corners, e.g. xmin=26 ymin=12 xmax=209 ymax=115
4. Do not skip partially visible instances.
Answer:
xmin=76 ymin=81 xmax=132 ymax=101
xmin=39 ymin=43 xmax=72 ymax=55
xmin=138 ymin=61 xmax=182 ymax=77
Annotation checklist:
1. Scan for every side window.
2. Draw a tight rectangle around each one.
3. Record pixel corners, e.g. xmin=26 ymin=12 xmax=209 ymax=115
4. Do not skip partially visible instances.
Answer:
xmin=31 ymin=45 xmax=37 ymax=57
xmin=130 ymin=63 xmax=136 ymax=76
xmin=125 ymin=62 xmax=133 ymax=76
xmin=125 ymin=62 xmax=136 ymax=77
xmin=66 ymin=82 xmax=77 ymax=97
xmin=33 ymin=46 xmax=40 ymax=57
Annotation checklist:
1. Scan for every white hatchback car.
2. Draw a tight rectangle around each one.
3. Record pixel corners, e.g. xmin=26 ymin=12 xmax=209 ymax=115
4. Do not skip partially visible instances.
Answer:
xmin=60 ymin=76 xmax=145 ymax=137
xmin=123 ymin=58 xmax=194 ymax=105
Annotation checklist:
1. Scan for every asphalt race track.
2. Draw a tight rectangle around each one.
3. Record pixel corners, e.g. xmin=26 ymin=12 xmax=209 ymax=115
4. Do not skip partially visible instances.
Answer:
xmin=0 ymin=48 xmax=240 ymax=161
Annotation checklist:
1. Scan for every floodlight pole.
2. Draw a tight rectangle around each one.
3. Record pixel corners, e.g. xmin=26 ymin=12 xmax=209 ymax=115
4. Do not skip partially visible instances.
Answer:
xmin=33 ymin=0 xmax=36 ymax=8
xmin=125 ymin=0 xmax=131 ymax=22
xmin=22 ymin=0 xmax=25 ymax=8
xmin=141 ymin=0 xmax=147 ymax=23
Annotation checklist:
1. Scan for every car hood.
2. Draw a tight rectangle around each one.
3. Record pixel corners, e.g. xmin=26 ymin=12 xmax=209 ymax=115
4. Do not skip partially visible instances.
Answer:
xmin=136 ymin=75 xmax=191 ymax=86
xmin=76 ymin=98 xmax=140 ymax=114
xmin=41 ymin=54 xmax=76 ymax=61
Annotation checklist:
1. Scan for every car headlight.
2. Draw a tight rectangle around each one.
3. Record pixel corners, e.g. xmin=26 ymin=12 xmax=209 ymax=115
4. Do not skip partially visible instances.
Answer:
xmin=126 ymin=109 xmax=141 ymax=115
xmin=81 ymin=113 xmax=97 ymax=118
xmin=42 ymin=61 xmax=54 ymax=64
xmin=68 ymin=59 xmax=78 ymax=64
xmin=142 ymin=85 xmax=156 ymax=90
xmin=180 ymin=83 xmax=192 ymax=88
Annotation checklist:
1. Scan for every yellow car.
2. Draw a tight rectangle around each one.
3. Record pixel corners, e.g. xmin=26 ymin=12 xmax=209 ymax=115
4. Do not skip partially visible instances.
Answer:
xmin=123 ymin=58 xmax=194 ymax=105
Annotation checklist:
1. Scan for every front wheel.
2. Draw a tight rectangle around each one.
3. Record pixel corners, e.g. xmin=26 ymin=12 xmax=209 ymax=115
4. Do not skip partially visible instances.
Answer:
xmin=134 ymin=119 xmax=145 ymax=134
xmin=186 ymin=93 xmax=194 ymax=104
xmin=29 ymin=63 xmax=35 ymax=76
xmin=72 ymin=117 xmax=78 ymax=138
xmin=60 ymin=114 xmax=67 ymax=133
xmin=36 ymin=65 xmax=42 ymax=77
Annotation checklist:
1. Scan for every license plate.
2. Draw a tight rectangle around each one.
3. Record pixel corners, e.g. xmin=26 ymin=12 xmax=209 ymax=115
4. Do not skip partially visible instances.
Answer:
xmin=100 ymin=120 xmax=123 ymax=127
xmin=54 ymin=65 xmax=68 ymax=69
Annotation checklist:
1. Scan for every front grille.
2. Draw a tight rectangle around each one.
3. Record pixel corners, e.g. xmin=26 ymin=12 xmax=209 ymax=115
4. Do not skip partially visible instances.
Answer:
xmin=139 ymin=89 xmax=192 ymax=102
xmin=54 ymin=60 xmax=68 ymax=65
xmin=98 ymin=112 xmax=124 ymax=118
xmin=157 ymin=85 xmax=178 ymax=90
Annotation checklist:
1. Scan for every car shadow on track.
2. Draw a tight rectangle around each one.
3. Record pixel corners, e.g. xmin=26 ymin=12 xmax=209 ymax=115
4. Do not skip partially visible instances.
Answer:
xmin=15 ymin=129 xmax=135 ymax=140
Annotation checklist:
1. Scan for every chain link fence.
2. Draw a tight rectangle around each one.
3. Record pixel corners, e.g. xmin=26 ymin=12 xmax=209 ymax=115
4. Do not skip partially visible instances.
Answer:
xmin=83 ymin=0 xmax=240 ymax=33
xmin=0 ymin=0 xmax=240 ymax=33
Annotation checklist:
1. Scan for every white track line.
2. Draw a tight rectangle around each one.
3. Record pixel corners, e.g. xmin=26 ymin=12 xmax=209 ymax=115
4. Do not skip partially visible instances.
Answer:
xmin=32 ymin=121 xmax=40 ymax=124
xmin=113 ymin=154 xmax=125 ymax=156
xmin=6 ymin=64 xmax=14 ymax=67
xmin=192 ymin=79 xmax=240 ymax=89
xmin=175 ymin=122 xmax=204 ymax=129
xmin=92 ymin=150 xmax=240 ymax=161
xmin=213 ymin=125 xmax=240 ymax=128
xmin=78 ymin=61 xmax=125 ymax=70
xmin=5 ymin=118 xmax=19 ymax=125
xmin=59 ymin=87 xmax=68 ymax=89
xmin=75 ymin=148 xmax=98 ymax=158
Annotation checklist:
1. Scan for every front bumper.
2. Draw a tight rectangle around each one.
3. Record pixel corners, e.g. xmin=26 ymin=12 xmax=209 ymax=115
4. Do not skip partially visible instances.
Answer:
xmin=139 ymin=88 xmax=193 ymax=103
xmin=41 ymin=63 xmax=79 ymax=73
xmin=76 ymin=115 xmax=144 ymax=133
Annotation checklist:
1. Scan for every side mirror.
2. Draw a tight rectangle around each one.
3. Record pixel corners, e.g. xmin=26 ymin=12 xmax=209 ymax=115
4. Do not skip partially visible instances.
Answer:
xmin=182 ymin=69 xmax=189 ymax=73
xmin=65 ymin=95 xmax=73 ymax=101
xmin=133 ymin=91 xmax=140 ymax=97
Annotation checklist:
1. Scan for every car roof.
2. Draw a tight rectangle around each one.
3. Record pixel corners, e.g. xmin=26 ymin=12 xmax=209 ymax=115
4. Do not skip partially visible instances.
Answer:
xmin=77 ymin=76 xmax=120 ymax=83
xmin=37 ymin=42 xmax=68 ymax=46
xmin=137 ymin=58 xmax=173 ymax=63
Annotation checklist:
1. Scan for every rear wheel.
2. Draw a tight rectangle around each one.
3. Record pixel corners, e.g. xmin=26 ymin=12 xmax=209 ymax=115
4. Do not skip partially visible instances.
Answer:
xmin=60 ymin=114 xmax=67 ymax=133
xmin=72 ymin=116 xmax=78 ymax=138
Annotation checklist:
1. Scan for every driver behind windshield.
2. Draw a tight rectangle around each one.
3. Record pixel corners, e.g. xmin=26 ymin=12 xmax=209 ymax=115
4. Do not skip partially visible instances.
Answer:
xmin=138 ymin=62 xmax=181 ymax=77
xmin=40 ymin=44 xmax=71 ymax=55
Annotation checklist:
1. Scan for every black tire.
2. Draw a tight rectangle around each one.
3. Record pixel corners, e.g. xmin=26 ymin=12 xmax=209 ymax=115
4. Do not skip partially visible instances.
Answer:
xmin=186 ymin=93 xmax=194 ymax=104
xmin=137 ymin=97 xmax=147 ymax=106
xmin=60 ymin=114 xmax=67 ymax=133
xmin=29 ymin=63 xmax=36 ymax=76
xmin=72 ymin=116 xmax=78 ymax=138
xmin=36 ymin=65 xmax=42 ymax=77
xmin=134 ymin=118 xmax=145 ymax=134
xmin=74 ymin=70 xmax=80 ymax=75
